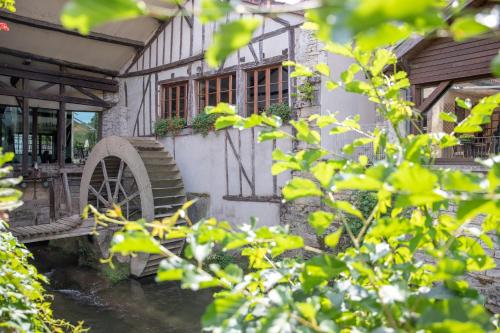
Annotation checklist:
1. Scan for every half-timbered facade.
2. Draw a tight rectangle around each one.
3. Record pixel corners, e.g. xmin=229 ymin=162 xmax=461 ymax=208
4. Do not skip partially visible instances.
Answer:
xmin=1 ymin=0 xmax=375 ymax=230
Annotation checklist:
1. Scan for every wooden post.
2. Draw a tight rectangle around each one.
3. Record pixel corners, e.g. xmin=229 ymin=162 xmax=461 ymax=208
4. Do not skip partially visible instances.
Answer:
xmin=58 ymin=81 xmax=66 ymax=167
xmin=62 ymin=171 xmax=72 ymax=212
xmin=22 ymin=78 xmax=29 ymax=175
xmin=32 ymin=107 xmax=38 ymax=165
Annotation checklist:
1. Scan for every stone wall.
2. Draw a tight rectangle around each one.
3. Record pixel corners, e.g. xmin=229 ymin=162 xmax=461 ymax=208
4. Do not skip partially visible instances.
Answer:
xmin=102 ymin=89 xmax=129 ymax=138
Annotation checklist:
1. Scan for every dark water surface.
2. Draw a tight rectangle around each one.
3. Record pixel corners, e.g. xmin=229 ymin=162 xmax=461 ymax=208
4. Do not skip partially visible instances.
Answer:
xmin=30 ymin=243 xmax=212 ymax=333
xmin=50 ymin=278 xmax=212 ymax=333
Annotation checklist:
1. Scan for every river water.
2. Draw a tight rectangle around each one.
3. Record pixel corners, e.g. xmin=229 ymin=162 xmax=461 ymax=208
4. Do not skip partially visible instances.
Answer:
xmin=30 ymin=243 xmax=212 ymax=332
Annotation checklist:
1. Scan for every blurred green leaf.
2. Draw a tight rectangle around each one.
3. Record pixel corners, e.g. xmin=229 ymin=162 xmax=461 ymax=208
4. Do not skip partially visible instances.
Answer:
xmin=206 ymin=18 xmax=261 ymax=68
xmin=199 ymin=0 xmax=232 ymax=24
xmin=308 ymin=211 xmax=334 ymax=235
xmin=324 ymin=227 xmax=343 ymax=249
xmin=61 ymin=0 xmax=146 ymax=35
xmin=283 ymin=177 xmax=322 ymax=201
xmin=451 ymin=16 xmax=490 ymax=42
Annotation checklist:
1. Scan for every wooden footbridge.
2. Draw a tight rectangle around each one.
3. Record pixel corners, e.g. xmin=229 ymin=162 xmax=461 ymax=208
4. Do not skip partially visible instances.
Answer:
xmin=10 ymin=215 xmax=98 ymax=244
xmin=10 ymin=137 xmax=187 ymax=278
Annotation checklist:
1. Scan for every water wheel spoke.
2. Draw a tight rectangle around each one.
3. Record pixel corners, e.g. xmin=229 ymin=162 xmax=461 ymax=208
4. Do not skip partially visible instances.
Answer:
xmin=118 ymin=191 xmax=140 ymax=207
xmin=89 ymin=185 xmax=109 ymax=207
xmin=100 ymin=160 xmax=113 ymax=203
xmin=113 ymin=160 xmax=125 ymax=201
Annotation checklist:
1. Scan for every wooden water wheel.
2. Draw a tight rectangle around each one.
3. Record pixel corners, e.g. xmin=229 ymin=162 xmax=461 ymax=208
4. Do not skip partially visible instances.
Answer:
xmin=80 ymin=136 xmax=186 ymax=277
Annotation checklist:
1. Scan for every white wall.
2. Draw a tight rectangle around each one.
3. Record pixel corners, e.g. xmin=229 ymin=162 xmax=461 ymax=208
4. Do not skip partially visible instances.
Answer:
xmin=158 ymin=127 xmax=293 ymax=226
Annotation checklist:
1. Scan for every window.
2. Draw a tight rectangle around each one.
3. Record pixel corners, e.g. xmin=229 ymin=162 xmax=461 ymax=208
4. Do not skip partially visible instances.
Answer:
xmin=198 ymin=74 xmax=236 ymax=113
xmin=162 ymin=82 xmax=188 ymax=119
xmin=0 ymin=105 xmax=99 ymax=165
xmin=246 ymin=65 xmax=288 ymax=115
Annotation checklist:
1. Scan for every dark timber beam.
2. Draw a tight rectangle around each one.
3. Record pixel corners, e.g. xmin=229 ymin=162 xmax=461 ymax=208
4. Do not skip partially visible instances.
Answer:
xmin=22 ymin=78 xmax=29 ymax=174
xmin=0 ymin=11 xmax=144 ymax=49
xmin=0 ymin=63 xmax=118 ymax=92
xmin=0 ymin=85 xmax=114 ymax=108
xmin=417 ymin=81 xmax=452 ymax=113
xmin=58 ymin=82 xmax=66 ymax=167
xmin=121 ymin=53 xmax=205 ymax=78
xmin=0 ymin=47 xmax=118 ymax=77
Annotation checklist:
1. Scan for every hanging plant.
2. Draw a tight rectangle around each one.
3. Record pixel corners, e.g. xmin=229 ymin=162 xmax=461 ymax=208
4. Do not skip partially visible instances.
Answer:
xmin=154 ymin=117 xmax=187 ymax=137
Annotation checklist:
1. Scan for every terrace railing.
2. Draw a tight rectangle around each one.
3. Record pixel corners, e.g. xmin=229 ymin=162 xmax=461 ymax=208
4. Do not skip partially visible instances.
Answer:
xmin=439 ymin=136 xmax=500 ymax=161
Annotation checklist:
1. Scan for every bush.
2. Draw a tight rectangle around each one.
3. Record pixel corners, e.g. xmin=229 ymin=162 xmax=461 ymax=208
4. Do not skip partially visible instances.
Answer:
xmin=266 ymin=103 xmax=292 ymax=123
xmin=154 ymin=116 xmax=187 ymax=136
xmin=344 ymin=191 xmax=377 ymax=237
xmin=192 ymin=111 xmax=219 ymax=136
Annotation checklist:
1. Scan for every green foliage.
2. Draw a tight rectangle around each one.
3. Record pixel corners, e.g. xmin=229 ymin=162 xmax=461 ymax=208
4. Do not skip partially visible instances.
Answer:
xmin=154 ymin=116 xmax=187 ymax=137
xmin=70 ymin=0 xmax=500 ymax=332
xmin=296 ymin=80 xmax=316 ymax=104
xmin=204 ymin=251 xmax=234 ymax=269
xmin=344 ymin=191 xmax=378 ymax=237
xmin=0 ymin=0 xmax=15 ymax=12
xmin=266 ymin=103 xmax=291 ymax=123
xmin=0 ymin=150 xmax=85 ymax=333
xmin=61 ymin=0 xmax=146 ymax=35
xmin=205 ymin=18 xmax=261 ymax=67
xmin=191 ymin=110 xmax=219 ymax=136
xmin=93 ymin=47 xmax=500 ymax=333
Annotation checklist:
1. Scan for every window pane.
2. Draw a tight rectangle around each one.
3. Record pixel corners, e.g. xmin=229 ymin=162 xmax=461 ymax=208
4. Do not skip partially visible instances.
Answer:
xmin=220 ymin=77 xmax=229 ymax=91
xmin=232 ymin=91 xmax=236 ymax=105
xmin=220 ymin=91 xmax=229 ymax=103
xmin=247 ymin=72 xmax=255 ymax=87
xmin=246 ymin=103 xmax=254 ymax=116
xmin=208 ymin=93 xmax=216 ymax=106
xmin=199 ymin=81 xmax=205 ymax=95
xmin=179 ymin=85 xmax=185 ymax=98
xmin=198 ymin=95 xmax=205 ymax=112
xmin=179 ymin=98 xmax=185 ymax=118
xmin=258 ymin=85 xmax=266 ymax=100
xmin=71 ymin=112 xmax=98 ymax=164
xmin=270 ymin=67 xmax=279 ymax=84
xmin=282 ymin=66 xmax=288 ymax=82
xmin=270 ymin=83 xmax=279 ymax=101
xmin=258 ymin=100 xmax=266 ymax=113
xmin=257 ymin=70 xmax=266 ymax=86
xmin=171 ymin=87 xmax=177 ymax=99
xmin=247 ymin=88 xmax=254 ymax=103
xmin=0 ymin=106 xmax=23 ymax=163
xmin=208 ymin=79 xmax=217 ymax=94
xmin=232 ymin=74 xmax=236 ymax=89
xmin=171 ymin=99 xmax=176 ymax=116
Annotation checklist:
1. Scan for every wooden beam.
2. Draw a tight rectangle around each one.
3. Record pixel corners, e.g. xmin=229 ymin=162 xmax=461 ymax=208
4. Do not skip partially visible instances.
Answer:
xmin=121 ymin=53 xmax=205 ymax=78
xmin=0 ymin=11 xmax=144 ymax=49
xmin=22 ymin=78 xmax=29 ymax=175
xmin=58 ymin=82 xmax=66 ymax=167
xmin=32 ymin=107 xmax=38 ymax=166
xmin=0 ymin=86 xmax=113 ymax=108
xmin=71 ymin=85 xmax=104 ymax=102
xmin=0 ymin=63 xmax=118 ymax=92
xmin=418 ymin=80 xmax=451 ymax=112
xmin=0 ymin=47 xmax=118 ymax=77
xmin=125 ymin=15 xmax=177 ymax=74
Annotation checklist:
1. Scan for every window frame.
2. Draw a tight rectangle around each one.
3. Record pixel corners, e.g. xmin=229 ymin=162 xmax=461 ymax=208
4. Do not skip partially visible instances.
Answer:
xmin=196 ymin=73 xmax=236 ymax=113
xmin=245 ymin=64 xmax=288 ymax=116
xmin=161 ymin=81 xmax=189 ymax=119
